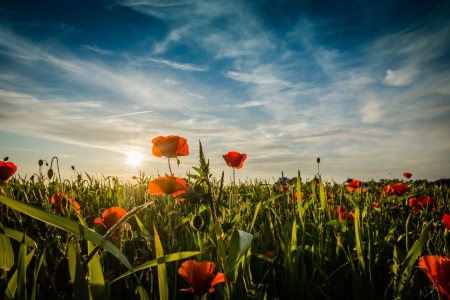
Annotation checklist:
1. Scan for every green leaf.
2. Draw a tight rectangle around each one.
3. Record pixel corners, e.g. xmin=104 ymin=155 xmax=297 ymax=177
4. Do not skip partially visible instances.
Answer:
xmin=249 ymin=201 xmax=262 ymax=233
xmin=154 ymin=223 xmax=169 ymax=300
xmin=250 ymin=250 xmax=273 ymax=263
xmin=225 ymin=229 xmax=253 ymax=277
xmin=4 ymin=248 xmax=35 ymax=300
xmin=0 ymin=232 xmax=14 ymax=271
xmin=77 ymin=214 xmax=107 ymax=300
xmin=17 ymin=235 xmax=27 ymax=300
xmin=31 ymin=248 xmax=46 ymax=300
xmin=0 ymin=225 xmax=37 ymax=248
xmin=325 ymin=220 xmax=354 ymax=226
xmin=395 ymin=221 xmax=434 ymax=296
xmin=68 ymin=238 xmax=91 ymax=300
xmin=110 ymin=252 xmax=201 ymax=284
xmin=0 ymin=195 xmax=133 ymax=271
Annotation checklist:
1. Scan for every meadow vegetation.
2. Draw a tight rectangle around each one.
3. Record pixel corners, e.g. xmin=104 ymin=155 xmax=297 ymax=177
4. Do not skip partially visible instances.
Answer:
xmin=0 ymin=138 xmax=449 ymax=300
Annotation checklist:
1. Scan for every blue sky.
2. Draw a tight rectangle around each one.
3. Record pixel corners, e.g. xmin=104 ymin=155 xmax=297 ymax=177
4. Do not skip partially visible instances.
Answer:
xmin=0 ymin=0 xmax=449 ymax=183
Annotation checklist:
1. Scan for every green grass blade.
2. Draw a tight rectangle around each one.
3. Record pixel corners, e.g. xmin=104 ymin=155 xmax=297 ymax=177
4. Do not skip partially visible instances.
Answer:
xmin=17 ymin=235 xmax=27 ymax=300
xmin=110 ymin=252 xmax=201 ymax=284
xmin=0 ymin=233 xmax=14 ymax=271
xmin=4 ymin=249 xmax=35 ymax=300
xmin=0 ymin=226 xmax=37 ymax=248
xmin=31 ymin=248 xmax=45 ymax=300
xmin=0 ymin=195 xmax=133 ymax=271
xmin=249 ymin=201 xmax=261 ymax=233
xmin=68 ymin=238 xmax=91 ymax=300
xmin=154 ymin=223 xmax=169 ymax=300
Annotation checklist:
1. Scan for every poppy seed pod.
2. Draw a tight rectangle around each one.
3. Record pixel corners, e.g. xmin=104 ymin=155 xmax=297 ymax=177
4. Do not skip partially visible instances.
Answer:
xmin=317 ymin=157 xmax=320 ymax=163
xmin=193 ymin=185 xmax=202 ymax=194
xmin=192 ymin=215 xmax=203 ymax=230
xmin=38 ymin=159 xmax=43 ymax=166
xmin=47 ymin=168 xmax=54 ymax=179
xmin=3 ymin=157 xmax=8 ymax=162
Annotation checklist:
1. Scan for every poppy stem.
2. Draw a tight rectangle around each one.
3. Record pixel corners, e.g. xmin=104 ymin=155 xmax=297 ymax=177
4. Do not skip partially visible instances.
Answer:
xmin=168 ymin=158 xmax=173 ymax=175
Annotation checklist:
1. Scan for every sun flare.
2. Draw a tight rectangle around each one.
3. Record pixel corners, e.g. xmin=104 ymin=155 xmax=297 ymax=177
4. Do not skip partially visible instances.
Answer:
xmin=126 ymin=151 xmax=144 ymax=166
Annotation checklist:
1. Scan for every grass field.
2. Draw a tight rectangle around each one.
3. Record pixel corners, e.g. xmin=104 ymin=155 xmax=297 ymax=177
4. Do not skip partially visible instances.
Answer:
xmin=0 ymin=141 xmax=449 ymax=300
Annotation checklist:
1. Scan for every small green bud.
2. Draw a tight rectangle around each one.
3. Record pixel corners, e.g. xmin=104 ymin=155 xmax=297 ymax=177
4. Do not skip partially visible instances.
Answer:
xmin=3 ymin=157 xmax=8 ymax=162
xmin=317 ymin=157 xmax=320 ymax=163
xmin=38 ymin=159 xmax=43 ymax=166
xmin=71 ymin=165 xmax=75 ymax=170
xmin=47 ymin=168 xmax=54 ymax=179
xmin=193 ymin=185 xmax=201 ymax=194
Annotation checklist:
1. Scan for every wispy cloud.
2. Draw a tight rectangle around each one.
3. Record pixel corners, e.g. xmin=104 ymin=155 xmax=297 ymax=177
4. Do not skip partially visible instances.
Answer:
xmin=146 ymin=58 xmax=207 ymax=71
xmin=84 ymin=45 xmax=115 ymax=55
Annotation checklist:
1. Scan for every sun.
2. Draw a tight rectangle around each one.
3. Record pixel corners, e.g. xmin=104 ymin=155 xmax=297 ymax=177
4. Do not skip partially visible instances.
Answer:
xmin=127 ymin=151 xmax=144 ymax=166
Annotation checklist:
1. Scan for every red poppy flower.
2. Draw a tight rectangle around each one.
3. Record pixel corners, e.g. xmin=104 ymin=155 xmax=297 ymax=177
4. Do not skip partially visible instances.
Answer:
xmin=334 ymin=205 xmax=347 ymax=214
xmin=152 ymin=136 xmax=189 ymax=166
xmin=148 ymin=174 xmax=190 ymax=196
xmin=178 ymin=260 xmax=226 ymax=295
xmin=419 ymin=256 xmax=450 ymax=300
xmin=347 ymin=180 xmax=365 ymax=192
xmin=403 ymin=173 xmax=412 ymax=179
xmin=51 ymin=193 xmax=80 ymax=214
xmin=94 ymin=207 xmax=127 ymax=239
xmin=281 ymin=186 xmax=288 ymax=191
xmin=339 ymin=211 xmax=355 ymax=225
xmin=443 ymin=214 xmax=450 ymax=230
xmin=382 ymin=183 xmax=410 ymax=196
xmin=265 ymin=251 xmax=276 ymax=259
xmin=0 ymin=161 xmax=17 ymax=183
xmin=409 ymin=196 xmax=436 ymax=213
xmin=293 ymin=192 xmax=303 ymax=203
xmin=223 ymin=151 xmax=247 ymax=169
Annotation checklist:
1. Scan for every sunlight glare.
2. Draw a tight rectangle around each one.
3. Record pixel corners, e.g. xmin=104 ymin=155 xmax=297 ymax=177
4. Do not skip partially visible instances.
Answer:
xmin=127 ymin=151 xmax=144 ymax=166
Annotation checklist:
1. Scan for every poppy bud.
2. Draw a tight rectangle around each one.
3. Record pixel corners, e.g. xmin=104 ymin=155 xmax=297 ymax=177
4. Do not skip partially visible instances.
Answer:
xmin=3 ymin=157 xmax=8 ymax=162
xmin=317 ymin=157 xmax=320 ymax=163
xmin=48 ymin=168 xmax=54 ymax=179
xmin=30 ymin=175 xmax=34 ymax=181
xmin=192 ymin=215 xmax=203 ymax=230
xmin=193 ymin=185 xmax=201 ymax=194
xmin=96 ymin=190 xmax=101 ymax=196
xmin=71 ymin=166 xmax=75 ymax=170
xmin=132 ymin=176 xmax=137 ymax=179
xmin=346 ymin=178 xmax=353 ymax=183
xmin=38 ymin=159 xmax=43 ymax=166
xmin=46 ymin=162 xmax=48 ymax=167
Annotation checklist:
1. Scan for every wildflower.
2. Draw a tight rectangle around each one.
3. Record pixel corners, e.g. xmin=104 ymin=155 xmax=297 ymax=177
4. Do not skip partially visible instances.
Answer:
xmin=382 ymin=183 xmax=410 ymax=196
xmin=94 ymin=207 xmax=127 ymax=239
xmin=293 ymin=192 xmax=303 ymax=203
xmin=148 ymin=174 xmax=190 ymax=196
xmin=51 ymin=193 xmax=80 ymax=214
xmin=265 ymin=251 xmax=276 ymax=259
xmin=443 ymin=214 xmax=450 ymax=230
xmin=178 ymin=260 xmax=226 ymax=295
xmin=403 ymin=173 xmax=412 ymax=179
xmin=281 ymin=186 xmax=288 ymax=191
xmin=0 ymin=161 xmax=17 ymax=183
xmin=347 ymin=180 xmax=365 ymax=192
xmin=152 ymin=135 xmax=189 ymax=166
xmin=223 ymin=151 xmax=247 ymax=169
xmin=334 ymin=205 xmax=347 ymax=214
xmin=339 ymin=211 xmax=355 ymax=225
xmin=409 ymin=196 xmax=436 ymax=213
xmin=419 ymin=256 xmax=450 ymax=300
